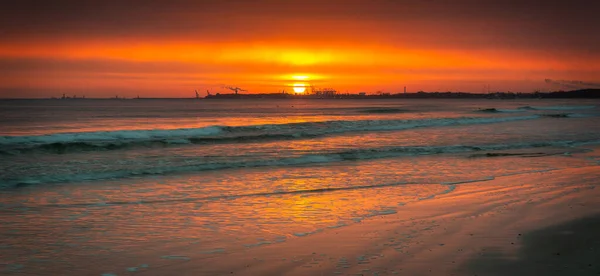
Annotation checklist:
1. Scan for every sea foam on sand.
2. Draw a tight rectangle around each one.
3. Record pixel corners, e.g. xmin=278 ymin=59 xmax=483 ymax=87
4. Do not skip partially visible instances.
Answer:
xmin=142 ymin=164 xmax=600 ymax=276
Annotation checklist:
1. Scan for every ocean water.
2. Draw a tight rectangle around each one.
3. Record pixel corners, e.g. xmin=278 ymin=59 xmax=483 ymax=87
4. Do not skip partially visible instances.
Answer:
xmin=1 ymin=98 xmax=599 ymax=274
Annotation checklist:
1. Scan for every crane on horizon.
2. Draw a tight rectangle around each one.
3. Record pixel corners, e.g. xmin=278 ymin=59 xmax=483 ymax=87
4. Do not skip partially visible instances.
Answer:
xmin=223 ymin=86 xmax=247 ymax=95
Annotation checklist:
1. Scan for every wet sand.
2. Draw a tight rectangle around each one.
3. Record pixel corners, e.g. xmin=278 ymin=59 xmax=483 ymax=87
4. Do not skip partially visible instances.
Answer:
xmin=141 ymin=165 xmax=600 ymax=276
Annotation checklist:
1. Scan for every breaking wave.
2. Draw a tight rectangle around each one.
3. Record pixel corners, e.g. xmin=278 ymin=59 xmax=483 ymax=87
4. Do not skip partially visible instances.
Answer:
xmin=0 ymin=115 xmax=540 ymax=154
xmin=1 ymin=139 xmax=591 ymax=188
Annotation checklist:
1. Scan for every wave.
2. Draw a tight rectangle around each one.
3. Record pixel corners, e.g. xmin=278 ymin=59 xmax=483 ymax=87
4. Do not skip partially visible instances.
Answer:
xmin=358 ymin=108 xmax=405 ymax=114
xmin=2 ymin=139 xmax=591 ymax=188
xmin=468 ymin=152 xmax=557 ymax=158
xmin=0 ymin=126 xmax=223 ymax=147
xmin=540 ymin=113 xmax=570 ymax=118
xmin=0 ymin=115 xmax=540 ymax=154
xmin=518 ymin=105 xmax=596 ymax=110
xmin=538 ymin=113 xmax=596 ymax=118
xmin=476 ymin=108 xmax=524 ymax=113
xmin=0 ymin=133 xmax=315 ymax=155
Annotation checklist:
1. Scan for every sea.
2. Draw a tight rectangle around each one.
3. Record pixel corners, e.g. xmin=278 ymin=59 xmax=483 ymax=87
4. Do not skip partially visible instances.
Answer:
xmin=1 ymin=98 xmax=599 ymax=274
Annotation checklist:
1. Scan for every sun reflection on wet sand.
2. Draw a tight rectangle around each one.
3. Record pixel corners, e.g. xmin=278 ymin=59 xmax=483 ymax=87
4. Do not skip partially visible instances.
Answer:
xmin=1 ymin=148 xmax=596 ymax=274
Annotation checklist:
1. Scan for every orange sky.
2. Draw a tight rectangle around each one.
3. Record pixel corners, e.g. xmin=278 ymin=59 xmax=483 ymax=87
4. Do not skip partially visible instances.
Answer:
xmin=1 ymin=0 xmax=599 ymax=98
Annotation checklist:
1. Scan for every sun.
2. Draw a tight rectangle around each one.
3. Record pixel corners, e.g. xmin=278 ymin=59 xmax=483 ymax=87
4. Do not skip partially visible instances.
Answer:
xmin=293 ymin=83 xmax=307 ymax=93
xmin=292 ymin=75 xmax=309 ymax=81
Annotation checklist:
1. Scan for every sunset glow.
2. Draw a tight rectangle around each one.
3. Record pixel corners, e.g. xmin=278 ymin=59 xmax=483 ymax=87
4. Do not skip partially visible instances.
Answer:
xmin=1 ymin=0 xmax=598 ymax=98
xmin=293 ymin=83 xmax=307 ymax=93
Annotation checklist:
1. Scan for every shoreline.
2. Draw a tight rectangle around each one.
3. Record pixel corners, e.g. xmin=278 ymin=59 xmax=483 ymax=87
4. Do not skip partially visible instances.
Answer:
xmin=2 ymin=147 xmax=599 ymax=276
xmin=1 ymin=89 xmax=600 ymax=100
xmin=134 ymin=165 xmax=600 ymax=276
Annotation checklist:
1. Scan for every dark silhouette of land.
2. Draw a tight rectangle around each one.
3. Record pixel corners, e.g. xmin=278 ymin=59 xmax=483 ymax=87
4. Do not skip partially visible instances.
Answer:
xmin=202 ymin=89 xmax=600 ymax=99
xmin=16 ymin=88 xmax=597 ymax=100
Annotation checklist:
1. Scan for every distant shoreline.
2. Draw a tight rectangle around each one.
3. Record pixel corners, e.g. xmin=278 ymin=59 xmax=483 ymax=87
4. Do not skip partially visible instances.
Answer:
xmin=2 ymin=89 xmax=599 ymax=100
xmin=202 ymin=88 xmax=600 ymax=100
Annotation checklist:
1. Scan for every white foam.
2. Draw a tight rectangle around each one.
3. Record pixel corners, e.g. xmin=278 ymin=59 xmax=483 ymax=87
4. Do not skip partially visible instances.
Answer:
xmin=0 ymin=126 xmax=223 ymax=146
xmin=2 ymin=139 xmax=587 ymax=187
xmin=0 ymin=115 xmax=539 ymax=148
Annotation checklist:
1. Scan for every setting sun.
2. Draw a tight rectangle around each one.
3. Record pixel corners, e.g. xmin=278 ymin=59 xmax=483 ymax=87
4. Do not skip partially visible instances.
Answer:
xmin=292 ymin=75 xmax=309 ymax=81
xmin=293 ymin=83 xmax=307 ymax=93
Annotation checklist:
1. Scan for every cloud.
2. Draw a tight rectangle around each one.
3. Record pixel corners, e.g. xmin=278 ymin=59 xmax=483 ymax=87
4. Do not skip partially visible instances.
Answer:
xmin=1 ymin=0 xmax=598 ymax=97
xmin=1 ymin=0 xmax=598 ymax=53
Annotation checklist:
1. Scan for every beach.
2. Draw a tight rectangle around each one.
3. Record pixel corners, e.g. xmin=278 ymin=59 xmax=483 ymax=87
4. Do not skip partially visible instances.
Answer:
xmin=1 ymin=99 xmax=599 ymax=275
xmin=3 ymin=0 xmax=600 ymax=274
xmin=135 ymin=164 xmax=600 ymax=276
